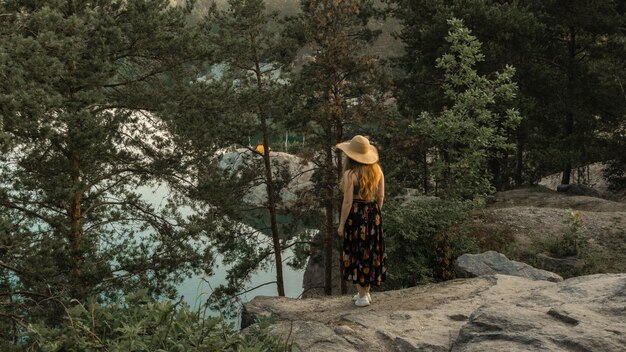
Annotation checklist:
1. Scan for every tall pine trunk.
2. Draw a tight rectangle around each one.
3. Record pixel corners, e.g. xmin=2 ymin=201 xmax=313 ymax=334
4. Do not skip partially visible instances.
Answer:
xmin=65 ymin=0 xmax=83 ymax=300
xmin=335 ymin=120 xmax=346 ymax=294
xmin=253 ymin=45 xmax=285 ymax=297
xmin=324 ymin=141 xmax=334 ymax=296
xmin=260 ymin=128 xmax=285 ymax=297
xmin=561 ymin=27 xmax=576 ymax=185
xmin=515 ymin=124 xmax=524 ymax=186
xmin=68 ymin=151 xmax=83 ymax=297
xmin=423 ymin=151 xmax=429 ymax=194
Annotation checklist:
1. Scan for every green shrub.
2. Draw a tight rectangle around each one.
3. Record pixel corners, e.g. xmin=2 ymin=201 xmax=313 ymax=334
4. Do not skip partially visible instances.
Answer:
xmin=511 ymin=211 xmax=624 ymax=278
xmin=549 ymin=210 xmax=587 ymax=258
xmin=25 ymin=291 xmax=294 ymax=352
xmin=383 ymin=198 xmax=477 ymax=289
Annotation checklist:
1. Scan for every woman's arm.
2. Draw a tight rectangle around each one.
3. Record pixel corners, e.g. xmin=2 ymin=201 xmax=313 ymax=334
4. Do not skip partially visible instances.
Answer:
xmin=337 ymin=171 xmax=354 ymax=237
xmin=376 ymin=172 xmax=385 ymax=210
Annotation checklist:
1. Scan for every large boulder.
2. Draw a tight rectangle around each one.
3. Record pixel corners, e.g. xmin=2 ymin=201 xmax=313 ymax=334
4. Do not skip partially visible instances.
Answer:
xmin=242 ymin=273 xmax=626 ymax=351
xmin=455 ymin=251 xmax=563 ymax=282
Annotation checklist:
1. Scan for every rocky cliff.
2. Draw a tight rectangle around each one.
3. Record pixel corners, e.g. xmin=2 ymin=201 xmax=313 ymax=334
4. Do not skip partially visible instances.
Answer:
xmin=243 ymin=273 xmax=626 ymax=351
xmin=218 ymin=148 xmax=315 ymax=207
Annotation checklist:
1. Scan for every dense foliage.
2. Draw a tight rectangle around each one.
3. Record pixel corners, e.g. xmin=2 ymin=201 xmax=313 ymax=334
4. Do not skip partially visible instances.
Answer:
xmin=388 ymin=0 xmax=626 ymax=190
xmin=187 ymin=0 xmax=300 ymax=307
xmin=26 ymin=291 xmax=292 ymax=352
xmin=294 ymin=0 xmax=388 ymax=295
xmin=411 ymin=18 xmax=521 ymax=198
xmin=1 ymin=0 xmax=624 ymax=349
xmin=383 ymin=198 xmax=477 ymax=288
xmin=0 ymin=0 xmax=214 ymax=345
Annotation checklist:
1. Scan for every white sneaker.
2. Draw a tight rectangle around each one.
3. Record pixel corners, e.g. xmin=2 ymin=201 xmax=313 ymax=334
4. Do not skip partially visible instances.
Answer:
xmin=354 ymin=295 xmax=370 ymax=307
xmin=352 ymin=292 xmax=372 ymax=302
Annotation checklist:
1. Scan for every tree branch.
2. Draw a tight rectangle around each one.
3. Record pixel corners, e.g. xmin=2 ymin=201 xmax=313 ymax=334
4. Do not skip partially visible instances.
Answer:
xmin=0 ymin=261 xmax=24 ymax=276
xmin=234 ymin=280 xmax=277 ymax=297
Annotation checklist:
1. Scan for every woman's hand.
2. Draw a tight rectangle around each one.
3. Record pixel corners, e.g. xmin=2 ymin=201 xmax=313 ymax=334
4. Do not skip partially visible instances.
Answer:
xmin=337 ymin=224 xmax=344 ymax=237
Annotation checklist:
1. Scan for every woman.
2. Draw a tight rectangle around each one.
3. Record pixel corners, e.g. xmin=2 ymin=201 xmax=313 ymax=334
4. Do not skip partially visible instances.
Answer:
xmin=336 ymin=135 xmax=386 ymax=307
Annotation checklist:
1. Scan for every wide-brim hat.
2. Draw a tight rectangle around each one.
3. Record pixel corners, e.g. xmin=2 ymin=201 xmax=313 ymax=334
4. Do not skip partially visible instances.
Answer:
xmin=336 ymin=135 xmax=379 ymax=165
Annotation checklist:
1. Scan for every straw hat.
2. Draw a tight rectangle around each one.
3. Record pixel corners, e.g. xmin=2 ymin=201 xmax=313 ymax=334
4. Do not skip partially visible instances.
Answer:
xmin=336 ymin=135 xmax=379 ymax=165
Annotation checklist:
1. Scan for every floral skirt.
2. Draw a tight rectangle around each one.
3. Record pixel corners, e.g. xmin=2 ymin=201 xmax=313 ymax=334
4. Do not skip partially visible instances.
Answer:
xmin=342 ymin=200 xmax=386 ymax=288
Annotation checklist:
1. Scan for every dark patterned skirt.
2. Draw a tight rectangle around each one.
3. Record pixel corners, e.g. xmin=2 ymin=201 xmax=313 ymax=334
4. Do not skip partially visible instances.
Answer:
xmin=342 ymin=200 xmax=386 ymax=288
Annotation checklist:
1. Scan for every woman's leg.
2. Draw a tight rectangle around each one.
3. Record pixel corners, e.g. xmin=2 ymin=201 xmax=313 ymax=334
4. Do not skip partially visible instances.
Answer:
xmin=356 ymin=284 xmax=371 ymax=298
xmin=356 ymin=284 xmax=365 ymax=297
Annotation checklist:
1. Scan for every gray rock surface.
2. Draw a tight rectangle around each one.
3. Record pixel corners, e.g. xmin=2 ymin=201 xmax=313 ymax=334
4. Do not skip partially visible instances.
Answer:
xmin=301 ymin=245 xmax=359 ymax=298
xmin=242 ymin=273 xmax=626 ymax=351
xmin=301 ymin=248 xmax=348 ymax=298
xmin=217 ymin=148 xmax=314 ymax=207
xmin=455 ymin=251 xmax=564 ymax=282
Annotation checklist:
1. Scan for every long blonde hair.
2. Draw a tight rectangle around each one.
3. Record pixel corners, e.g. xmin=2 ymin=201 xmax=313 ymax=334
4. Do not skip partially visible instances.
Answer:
xmin=343 ymin=157 xmax=382 ymax=201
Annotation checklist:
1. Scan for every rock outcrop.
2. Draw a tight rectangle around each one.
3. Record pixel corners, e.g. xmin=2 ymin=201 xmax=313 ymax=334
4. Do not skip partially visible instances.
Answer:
xmin=242 ymin=273 xmax=626 ymax=351
xmin=301 ymin=248 xmax=354 ymax=298
xmin=218 ymin=148 xmax=315 ymax=207
xmin=455 ymin=251 xmax=564 ymax=282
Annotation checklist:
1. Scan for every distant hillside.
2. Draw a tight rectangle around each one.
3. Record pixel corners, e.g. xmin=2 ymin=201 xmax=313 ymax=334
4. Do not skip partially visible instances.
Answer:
xmin=182 ymin=0 xmax=300 ymax=15
xmin=170 ymin=0 xmax=305 ymax=16
xmin=171 ymin=0 xmax=403 ymax=57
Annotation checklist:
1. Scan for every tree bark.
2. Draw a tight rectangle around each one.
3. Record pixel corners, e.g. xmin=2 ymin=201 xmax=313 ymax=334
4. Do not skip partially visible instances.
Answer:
xmin=561 ymin=27 xmax=576 ymax=185
xmin=324 ymin=141 xmax=334 ymax=296
xmin=68 ymin=152 xmax=83 ymax=297
xmin=65 ymin=0 xmax=83 ymax=299
xmin=423 ymin=151 xmax=429 ymax=194
xmin=515 ymin=124 xmax=524 ymax=186
xmin=252 ymin=42 xmax=285 ymax=297
xmin=260 ymin=125 xmax=285 ymax=297
xmin=335 ymin=120 xmax=346 ymax=294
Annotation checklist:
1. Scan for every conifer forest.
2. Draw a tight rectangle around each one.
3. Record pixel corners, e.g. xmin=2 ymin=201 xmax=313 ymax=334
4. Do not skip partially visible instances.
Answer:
xmin=0 ymin=0 xmax=624 ymax=350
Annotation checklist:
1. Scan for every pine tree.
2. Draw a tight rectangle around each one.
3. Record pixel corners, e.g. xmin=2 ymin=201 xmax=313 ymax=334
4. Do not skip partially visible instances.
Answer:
xmin=536 ymin=0 xmax=625 ymax=185
xmin=0 ymin=0 xmax=212 ymax=336
xmin=412 ymin=18 xmax=521 ymax=198
xmin=296 ymin=0 xmax=387 ymax=295
xmin=390 ymin=0 xmax=626 ymax=188
xmin=389 ymin=0 xmax=540 ymax=190
xmin=203 ymin=0 xmax=299 ymax=298
xmin=160 ymin=0 xmax=307 ymax=312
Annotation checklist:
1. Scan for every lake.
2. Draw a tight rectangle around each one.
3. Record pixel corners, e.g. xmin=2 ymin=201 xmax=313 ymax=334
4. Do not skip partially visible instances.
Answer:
xmin=139 ymin=184 xmax=306 ymax=320
xmin=178 ymin=252 xmax=305 ymax=310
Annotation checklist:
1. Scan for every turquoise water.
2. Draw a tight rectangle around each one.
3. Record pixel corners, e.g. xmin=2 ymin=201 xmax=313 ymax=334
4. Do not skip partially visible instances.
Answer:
xmin=178 ymin=253 xmax=305 ymax=309
xmin=138 ymin=184 xmax=305 ymax=312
